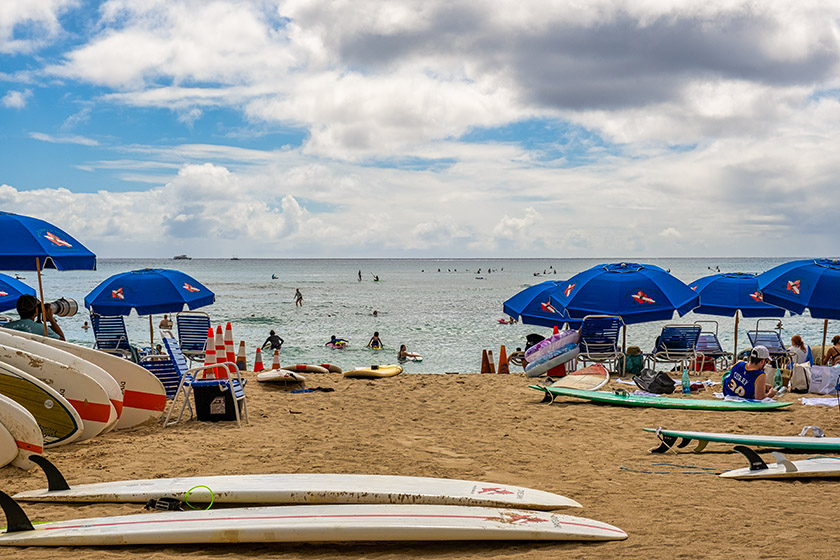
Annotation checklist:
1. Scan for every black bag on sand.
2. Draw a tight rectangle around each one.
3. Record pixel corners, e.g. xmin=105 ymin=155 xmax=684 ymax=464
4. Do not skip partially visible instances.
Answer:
xmin=633 ymin=368 xmax=676 ymax=394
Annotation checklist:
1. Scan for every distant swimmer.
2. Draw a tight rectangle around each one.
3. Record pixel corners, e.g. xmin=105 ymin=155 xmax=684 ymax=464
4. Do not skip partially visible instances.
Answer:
xmin=272 ymin=274 xmax=278 ymax=279
xmin=326 ymin=335 xmax=348 ymax=349
xmin=358 ymin=270 xmax=362 ymax=282
xmin=372 ymin=309 xmax=378 ymax=317
xmin=262 ymin=330 xmax=284 ymax=350
xmin=294 ymin=288 xmax=303 ymax=307
xmin=367 ymin=331 xmax=383 ymax=350
xmin=397 ymin=344 xmax=422 ymax=362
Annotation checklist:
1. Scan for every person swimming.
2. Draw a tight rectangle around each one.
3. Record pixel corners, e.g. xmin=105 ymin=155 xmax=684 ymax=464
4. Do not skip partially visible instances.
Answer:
xmin=326 ymin=335 xmax=348 ymax=348
xmin=367 ymin=331 xmax=383 ymax=349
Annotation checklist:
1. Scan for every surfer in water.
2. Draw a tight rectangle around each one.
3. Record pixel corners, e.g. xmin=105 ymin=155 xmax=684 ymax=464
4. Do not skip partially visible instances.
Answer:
xmin=294 ymin=288 xmax=303 ymax=306
xmin=326 ymin=335 xmax=348 ymax=348
xmin=262 ymin=330 xmax=284 ymax=350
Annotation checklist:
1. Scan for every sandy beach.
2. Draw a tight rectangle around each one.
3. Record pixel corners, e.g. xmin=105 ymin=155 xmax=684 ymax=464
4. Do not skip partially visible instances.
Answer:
xmin=2 ymin=368 xmax=840 ymax=559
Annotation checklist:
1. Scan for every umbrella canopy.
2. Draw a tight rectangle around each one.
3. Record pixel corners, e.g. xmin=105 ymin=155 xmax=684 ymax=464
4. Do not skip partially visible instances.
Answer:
xmin=757 ymin=258 xmax=840 ymax=361
xmin=85 ymin=268 xmax=214 ymax=316
xmin=690 ymin=273 xmax=785 ymax=318
xmin=502 ymin=280 xmax=581 ymax=329
xmin=0 ymin=273 xmax=36 ymax=313
xmin=0 ymin=212 xmax=96 ymax=271
xmin=550 ymin=262 xmax=699 ymax=325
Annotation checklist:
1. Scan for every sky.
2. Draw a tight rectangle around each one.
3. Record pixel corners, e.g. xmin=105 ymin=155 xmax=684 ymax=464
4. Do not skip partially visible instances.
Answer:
xmin=1 ymin=0 xmax=840 ymax=259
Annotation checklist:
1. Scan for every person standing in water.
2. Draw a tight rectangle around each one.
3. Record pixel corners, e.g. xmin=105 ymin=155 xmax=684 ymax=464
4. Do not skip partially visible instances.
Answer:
xmin=358 ymin=270 xmax=362 ymax=282
xmin=262 ymin=330 xmax=284 ymax=350
xmin=367 ymin=331 xmax=383 ymax=349
xmin=294 ymin=288 xmax=303 ymax=307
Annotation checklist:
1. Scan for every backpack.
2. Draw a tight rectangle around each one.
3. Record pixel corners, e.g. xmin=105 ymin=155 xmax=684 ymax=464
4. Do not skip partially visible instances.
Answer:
xmin=618 ymin=353 xmax=644 ymax=376
xmin=790 ymin=364 xmax=810 ymax=393
xmin=633 ymin=368 xmax=676 ymax=394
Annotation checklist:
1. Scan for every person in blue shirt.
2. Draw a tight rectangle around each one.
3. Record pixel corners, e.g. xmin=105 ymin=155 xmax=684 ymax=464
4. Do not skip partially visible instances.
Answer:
xmin=1 ymin=294 xmax=65 ymax=340
xmin=724 ymin=345 xmax=777 ymax=400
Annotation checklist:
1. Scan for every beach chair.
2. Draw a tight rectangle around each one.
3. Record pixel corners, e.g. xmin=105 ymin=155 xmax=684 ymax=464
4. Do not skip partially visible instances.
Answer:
xmin=694 ymin=320 xmax=732 ymax=370
xmin=577 ymin=315 xmax=625 ymax=374
xmin=746 ymin=319 xmax=796 ymax=369
xmin=139 ymin=355 xmax=182 ymax=400
xmin=162 ymin=336 xmax=248 ymax=428
xmin=176 ymin=311 xmax=211 ymax=366
xmin=648 ymin=324 xmax=703 ymax=374
xmin=90 ymin=313 xmax=135 ymax=360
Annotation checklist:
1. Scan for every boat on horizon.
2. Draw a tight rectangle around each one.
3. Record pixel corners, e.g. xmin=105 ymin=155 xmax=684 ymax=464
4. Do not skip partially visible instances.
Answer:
xmin=173 ymin=254 xmax=191 ymax=260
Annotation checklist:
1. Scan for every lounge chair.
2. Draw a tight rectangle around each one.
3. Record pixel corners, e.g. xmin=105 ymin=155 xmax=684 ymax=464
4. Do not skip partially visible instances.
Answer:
xmin=577 ymin=315 xmax=625 ymax=374
xmin=746 ymin=319 xmax=796 ymax=369
xmin=138 ymin=355 xmax=182 ymax=401
xmin=176 ymin=311 xmax=211 ymax=366
xmin=648 ymin=324 xmax=702 ymax=374
xmin=161 ymin=336 xmax=248 ymax=428
xmin=91 ymin=313 xmax=138 ymax=361
xmin=694 ymin=320 xmax=732 ymax=370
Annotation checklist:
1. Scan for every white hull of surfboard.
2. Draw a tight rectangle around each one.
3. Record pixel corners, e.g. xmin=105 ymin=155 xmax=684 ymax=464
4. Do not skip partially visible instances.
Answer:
xmin=0 ymin=330 xmax=166 ymax=429
xmin=643 ymin=428 xmax=840 ymax=451
xmin=721 ymin=457 xmax=840 ymax=479
xmin=0 ymin=394 xmax=43 ymax=470
xmin=0 ymin=504 xmax=626 ymax=546
xmin=14 ymin=473 xmax=581 ymax=510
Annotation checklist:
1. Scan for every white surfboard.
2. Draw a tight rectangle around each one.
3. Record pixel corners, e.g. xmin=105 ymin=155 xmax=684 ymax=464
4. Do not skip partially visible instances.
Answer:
xmin=0 ymin=394 xmax=43 ymax=470
xmin=720 ymin=445 xmax=840 ymax=480
xmin=14 ymin=467 xmax=582 ymax=510
xmin=0 ymin=502 xmax=627 ymax=546
xmin=0 ymin=344 xmax=114 ymax=441
xmin=256 ymin=369 xmax=306 ymax=384
xmin=0 ymin=423 xmax=17 ymax=468
xmin=549 ymin=364 xmax=610 ymax=390
xmin=0 ymin=362 xmax=82 ymax=447
xmin=0 ymin=330 xmax=166 ymax=429
xmin=0 ymin=331 xmax=123 ymax=432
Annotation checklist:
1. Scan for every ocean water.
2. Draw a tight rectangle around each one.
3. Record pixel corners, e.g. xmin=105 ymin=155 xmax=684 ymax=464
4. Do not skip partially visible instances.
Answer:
xmin=18 ymin=257 xmax=837 ymax=373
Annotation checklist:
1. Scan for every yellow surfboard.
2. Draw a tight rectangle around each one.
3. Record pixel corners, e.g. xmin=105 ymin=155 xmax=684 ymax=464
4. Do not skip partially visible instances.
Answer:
xmin=344 ymin=365 xmax=403 ymax=379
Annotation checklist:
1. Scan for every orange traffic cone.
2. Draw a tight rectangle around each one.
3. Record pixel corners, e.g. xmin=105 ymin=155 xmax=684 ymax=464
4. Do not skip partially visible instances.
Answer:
xmin=553 ymin=325 xmax=559 ymax=335
xmin=480 ymin=349 xmax=491 ymax=373
xmin=236 ymin=340 xmax=247 ymax=371
xmin=203 ymin=328 xmax=216 ymax=379
xmin=214 ymin=325 xmax=227 ymax=379
xmin=253 ymin=347 xmax=264 ymax=372
xmin=497 ymin=345 xmax=509 ymax=374
xmin=487 ymin=349 xmax=496 ymax=374
xmin=224 ymin=322 xmax=236 ymax=364
xmin=272 ymin=349 xmax=281 ymax=370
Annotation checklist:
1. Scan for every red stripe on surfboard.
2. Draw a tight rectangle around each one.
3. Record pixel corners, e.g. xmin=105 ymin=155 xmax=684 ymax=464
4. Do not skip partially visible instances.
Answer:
xmin=15 ymin=439 xmax=43 ymax=454
xmin=110 ymin=399 xmax=124 ymax=419
xmin=42 ymin=513 xmax=627 ymax=536
xmin=65 ymin=399 xmax=113 ymax=423
xmin=122 ymin=389 xmax=167 ymax=412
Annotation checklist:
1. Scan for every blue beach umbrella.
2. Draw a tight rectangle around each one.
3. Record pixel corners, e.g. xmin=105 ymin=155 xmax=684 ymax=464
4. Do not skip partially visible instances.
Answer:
xmin=0 ymin=273 xmax=36 ymax=313
xmin=502 ymin=280 xmax=581 ymax=329
xmin=550 ymin=262 xmax=699 ymax=325
xmin=0 ymin=212 xmax=96 ymax=335
xmin=689 ymin=272 xmax=785 ymax=358
xmin=757 ymin=258 xmax=840 ymax=360
xmin=85 ymin=268 xmax=214 ymax=347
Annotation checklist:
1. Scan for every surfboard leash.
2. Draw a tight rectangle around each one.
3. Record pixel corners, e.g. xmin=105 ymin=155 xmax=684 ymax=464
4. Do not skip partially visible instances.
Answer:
xmin=619 ymin=463 xmax=721 ymax=475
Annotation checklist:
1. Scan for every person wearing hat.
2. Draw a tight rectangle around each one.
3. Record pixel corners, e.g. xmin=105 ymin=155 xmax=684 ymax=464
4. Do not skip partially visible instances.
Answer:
xmin=723 ymin=345 xmax=777 ymax=400
xmin=1 ymin=294 xmax=65 ymax=340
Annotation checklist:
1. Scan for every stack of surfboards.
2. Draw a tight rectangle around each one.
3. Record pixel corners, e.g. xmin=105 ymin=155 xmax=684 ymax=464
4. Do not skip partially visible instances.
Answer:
xmin=0 ymin=456 xmax=628 ymax=546
xmin=0 ymin=329 xmax=167 ymax=469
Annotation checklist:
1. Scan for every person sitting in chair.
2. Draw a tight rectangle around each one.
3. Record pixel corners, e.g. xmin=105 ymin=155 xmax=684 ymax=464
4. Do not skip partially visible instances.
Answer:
xmin=1 ymin=294 xmax=65 ymax=340
xmin=723 ymin=345 xmax=777 ymax=400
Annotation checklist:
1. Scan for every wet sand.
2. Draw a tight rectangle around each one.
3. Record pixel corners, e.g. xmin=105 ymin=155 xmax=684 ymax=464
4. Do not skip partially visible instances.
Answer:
xmin=2 ymin=369 xmax=840 ymax=558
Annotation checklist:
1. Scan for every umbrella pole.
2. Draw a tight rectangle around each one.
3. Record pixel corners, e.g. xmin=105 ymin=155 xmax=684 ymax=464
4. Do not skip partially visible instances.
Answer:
xmin=622 ymin=325 xmax=626 ymax=352
xmin=35 ymin=258 xmax=48 ymax=338
xmin=149 ymin=315 xmax=154 ymax=349
xmin=822 ymin=319 xmax=829 ymax=364
xmin=733 ymin=311 xmax=739 ymax=366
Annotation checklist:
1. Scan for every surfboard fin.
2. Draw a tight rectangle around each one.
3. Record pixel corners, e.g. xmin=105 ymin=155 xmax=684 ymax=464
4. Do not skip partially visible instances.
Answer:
xmin=29 ymin=455 xmax=71 ymax=491
xmin=650 ymin=434 xmax=678 ymax=454
xmin=770 ymin=452 xmax=798 ymax=473
xmin=0 ymin=491 xmax=35 ymax=533
xmin=733 ymin=445 xmax=768 ymax=471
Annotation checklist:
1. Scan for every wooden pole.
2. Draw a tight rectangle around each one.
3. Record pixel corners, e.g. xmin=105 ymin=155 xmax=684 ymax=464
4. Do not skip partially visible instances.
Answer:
xmin=822 ymin=318 xmax=829 ymax=364
xmin=733 ymin=310 xmax=739 ymax=364
xmin=149 ymin=314 xmax=154 ymax=349
xmin=35 ymin=257 xmax=48 ymax=338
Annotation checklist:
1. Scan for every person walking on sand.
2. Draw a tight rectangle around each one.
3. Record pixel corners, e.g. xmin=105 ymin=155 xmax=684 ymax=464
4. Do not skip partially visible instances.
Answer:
xmin=294 ymin=288 xmax=303 ymax=307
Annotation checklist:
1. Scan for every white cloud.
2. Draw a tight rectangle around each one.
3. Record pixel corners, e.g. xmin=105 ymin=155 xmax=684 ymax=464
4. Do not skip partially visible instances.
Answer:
xmin=1 ymin=89 xmax=31 ymax=108
xmin=0 ymin=0 xmax=78 ymax=54
xmin=29 ymin=132 xmax=99 ymax=146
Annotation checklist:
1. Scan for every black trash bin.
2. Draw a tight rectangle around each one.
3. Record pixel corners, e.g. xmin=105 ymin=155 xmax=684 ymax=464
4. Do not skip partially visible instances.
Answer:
xmin=192 ymin=381 xmax=238 ymax=422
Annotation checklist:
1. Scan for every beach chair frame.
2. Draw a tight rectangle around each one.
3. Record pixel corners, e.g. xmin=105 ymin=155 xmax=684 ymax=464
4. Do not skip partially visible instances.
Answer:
xmin=647 ymin=324 xmax=703 ymax=374
xmin=746 ymin=318 xmax=796 ymax=369
xmin=693 ymin=320 xmax=733 ymax=370
xmin=176 ymin=311 xmax=211 ymax=366
xmin=577 ymin=315 xmax=625 ymax=375
xmin=90 ymin=313 xmax=133 ymax=359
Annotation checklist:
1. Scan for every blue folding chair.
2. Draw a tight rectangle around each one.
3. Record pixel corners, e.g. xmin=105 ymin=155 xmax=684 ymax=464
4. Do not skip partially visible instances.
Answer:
xmin=577 ymin=315 xmax=625 ymax=374
xmin=139 ymin=356 xmax=182 ymax=400
xmin=162 ymin=336 xmax=248 ymax=427
xmin=91 ymin=313 xmax=138 ymax=361
xmin=648 ymin=324 xmax=702 ymax=373
xmin=694 ymin=320 xmax=732 ymax=370
xmin=176 ymin=311 xmax=211 ymax=366
xmin=747 ymin=318 xmax=796 ymax=369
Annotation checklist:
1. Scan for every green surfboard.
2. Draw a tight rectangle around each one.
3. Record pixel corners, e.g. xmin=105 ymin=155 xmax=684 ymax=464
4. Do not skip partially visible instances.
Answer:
xmin=530 ymin=386 xmax=792 ymax=411
xmin=644 ymin=428 xmax=840 ymax=452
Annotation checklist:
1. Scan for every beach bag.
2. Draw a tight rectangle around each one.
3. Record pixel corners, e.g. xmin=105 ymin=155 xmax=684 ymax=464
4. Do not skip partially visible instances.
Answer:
xmin=633 ymin=368 xmax=676 ymax=394
xmin=790 ymin=364 xmax=810 ymax=393
xmin=618 ymin=353 xmax=644 ymax=376
xmin=808 ymin=365 xmax=840 ymax=394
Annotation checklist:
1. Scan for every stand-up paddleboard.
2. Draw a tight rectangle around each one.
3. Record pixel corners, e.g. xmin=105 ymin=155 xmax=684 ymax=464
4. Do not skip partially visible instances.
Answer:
xmin=14 ymin=455 xmax=581 ymax=510
xmin=720 ymin=446 xmax=840 ymax=480
xmin=531 ymin=386 xmax=792 ymax=411
xmin=0 ymin=363 xmax=82 ymax=447
xmin=0 ymin=331 xmax=123 ymax=431
xmin=0 ymin=423 xmax=16 ymax=468
xmin=282 ymin=364 xmax=329 ymax=374
xmin=345 ymin=364 xmax=403 ymax=379
xmin=644 ymin=427 xmax=840 ymax=454
xmin=0 ymin=496 xmax=626 ymax=546
xmin=0 ymin=330 xmax=166 ymax=429
xmin=0 ymin=394 xmax=43 ymax=469
xmin=0 ymin=344 xmax=114 ymax=441
xmin=549 ymin=364 xmax=610 ymax=391
xmin=319 ymin=363 xmax=342 ymax=373
xmin=256 ymin=370 xmax=306 ymax=385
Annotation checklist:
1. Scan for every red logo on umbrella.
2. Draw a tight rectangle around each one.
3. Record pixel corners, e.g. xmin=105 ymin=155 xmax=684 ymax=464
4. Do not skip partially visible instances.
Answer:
xmin=564 ymin=283 xmax=576 ymax=297
xmin=477 ymin=487 xmax=514 ymax=495
xmin=540 ymin=301 xmax=559 ymax=314
xmin=44 ymin=231 xmax=72 ymax=247
xmin=631 ymin=290 xmax=655 ymax=304
xmin=691 ymin=285 xmax=697 ymax=291
xmin=0 ymin=291 xmax=7 ymax=297
xmin=183 ymin=283 xmax=200 ymax=292
xmin=786 ymin=280 xmax=800 ymax=295
xmin=749 ymin=291 xmax=763 ymax=302
xmin=111 ymin=288 xmax=124 ymax=300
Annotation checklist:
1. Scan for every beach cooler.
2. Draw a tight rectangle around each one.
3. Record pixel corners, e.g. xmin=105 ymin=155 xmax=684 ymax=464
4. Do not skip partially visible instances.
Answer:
xmin=192 ymin=380 xmax=241 ymax=422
